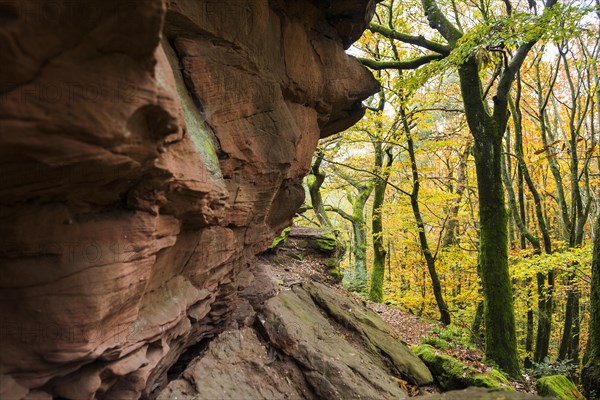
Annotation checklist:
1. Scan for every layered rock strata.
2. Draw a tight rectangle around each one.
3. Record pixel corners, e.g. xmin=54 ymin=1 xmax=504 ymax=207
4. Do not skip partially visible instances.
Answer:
xmin=0 ymin=0 xmax=378 ymax=398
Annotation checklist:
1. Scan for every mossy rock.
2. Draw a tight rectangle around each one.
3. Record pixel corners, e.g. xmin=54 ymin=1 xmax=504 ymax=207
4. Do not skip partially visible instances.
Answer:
xmin=412 ymin=344 xmax=513 ymax=391
xmin=412 ymin=344 xmax=471 ymax=390
xmin=536 ymin=375 xmax=584 ymax=400
xmin=269 ymin=227 xmax=291 ymax=250
xmin=470 ymin=369 xmax=511 ymax=390
xmin=323 ymin=258 xmax=338 ymax=268
xmin=321 ymin=258 xmax=342 ymax=280
xmin=308 ymin=230 xmax=338 ymax=253
xmin=422 ymin=336 xmax=452 ymax=351
xmin=469 ymin=369 xmax=513 ymax=391
xmin=329 ymin=267 xmax=342 ymax=280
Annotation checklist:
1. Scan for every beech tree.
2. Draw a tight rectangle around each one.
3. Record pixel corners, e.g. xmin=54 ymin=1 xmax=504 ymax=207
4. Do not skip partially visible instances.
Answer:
xmin=369 ymin=135 xmax=394 ymax=302
xmin=401 ymin=104 xmax=452 ymax=325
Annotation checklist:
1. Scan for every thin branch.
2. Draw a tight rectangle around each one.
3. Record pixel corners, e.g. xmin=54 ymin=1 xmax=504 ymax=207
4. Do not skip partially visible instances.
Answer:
xmin=323 ymin=156 xmax=412 ymax=197
xmin=358 ymin=54 xmax=445 ymax=70
xmin=324 ymin=205 xmax=354 ymax=222
xmin=368 ymin=22 xmax=452 ymax=54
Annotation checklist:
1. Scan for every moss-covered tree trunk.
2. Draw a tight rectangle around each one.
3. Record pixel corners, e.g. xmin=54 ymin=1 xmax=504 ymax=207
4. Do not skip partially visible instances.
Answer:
xmin=453 ymin=52 xmax=521 ymax=377
xmin=558 ymin=273 xmax=581 ymax=364
xmin=582 ymin=216 xmax=600 ymax=396
xmin=346 ymin=196 xmax=370 ymax=292
xmin=534 ymin=271 xmax=553 ymax=363
xmin=472 ymin=128 xmax=520 ymax=378
xmin=471 ymin=300 xmax=484 ymax=346
xmin=334 ymin=185 xmax=372 ymax=293
xmin=369 ymin=140 xmax=393 ymax=302
xmin=525 ymin=282 xmax=535 ymax=369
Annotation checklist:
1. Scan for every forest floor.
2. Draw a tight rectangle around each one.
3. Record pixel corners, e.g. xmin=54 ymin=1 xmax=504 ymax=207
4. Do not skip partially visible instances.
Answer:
xmin=367 ymin=302 xmax=538 ymax=394
xmin=268 ymin=246 xmax=539 ymax=396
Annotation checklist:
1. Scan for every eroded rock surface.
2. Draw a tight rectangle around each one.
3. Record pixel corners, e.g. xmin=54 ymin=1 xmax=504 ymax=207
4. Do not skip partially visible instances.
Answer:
xmin=0 ymin=1 xmax=378 ymax=398
xmin=161 ymin=258 xmax=433 ymax=400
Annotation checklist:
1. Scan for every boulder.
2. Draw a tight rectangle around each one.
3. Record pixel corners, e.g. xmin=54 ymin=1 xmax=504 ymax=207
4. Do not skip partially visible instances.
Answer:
xmin=412 ymin=345 xmax=513 ymax=391
xmin=305 ymin=281 xmax=433 ymax=385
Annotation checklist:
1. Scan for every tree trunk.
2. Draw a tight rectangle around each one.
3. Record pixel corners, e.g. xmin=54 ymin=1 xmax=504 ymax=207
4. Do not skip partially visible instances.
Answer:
xmin=582 ymin=216 xmax=600 ymax=396
xmin=471 ymin=300 xmax=484 ymax=346
xmin=326 ymin=182 xmax=372 ymax=293
xmin=534 ymin=272 xmax=552 ymax=363
xmin=569 ymin=291 xmax=580 ymax=366
xmin=525 ymin=280 xmax=534 ymax=369
xmin=403 ymin=107 xmax=451 ymax=325
xmin=473 ymin=135 xmax=519 ymax=377
xmin=450 ymin=53 xmax=520 ymax=376
xmin=475 ymin=140 xmax=519 ymax=376
xmin=558 ymin=274 xmax=580 ymax=364
xmin=341 ymin=186 xmax=372 ymax=293
xmin=369 ymin=142 xmax=393 ymax=302
xmin=308 ymin=148 xmax=332 ymax=228
xmin=347 ymin=217 xmax=369 ymax=292
xmin=517 ymin=164 xmax=527 ymax=250
xmin=442 ymin=143 xmax=470 ymax=247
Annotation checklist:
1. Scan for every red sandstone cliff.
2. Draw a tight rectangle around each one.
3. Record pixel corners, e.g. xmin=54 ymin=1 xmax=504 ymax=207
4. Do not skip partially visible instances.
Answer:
xmin=0 ymin=1 xmax=378 ymax=398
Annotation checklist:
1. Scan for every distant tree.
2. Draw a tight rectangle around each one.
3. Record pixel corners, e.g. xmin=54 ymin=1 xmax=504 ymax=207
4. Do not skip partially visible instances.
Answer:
xmin=307 ymin=147 xmax=333 ymax=228
xmin=326 ymin=170 xmax=373 ymax=292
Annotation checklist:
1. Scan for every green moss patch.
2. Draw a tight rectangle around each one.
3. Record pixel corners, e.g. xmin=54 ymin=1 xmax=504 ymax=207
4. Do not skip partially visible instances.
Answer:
xmin=269 ymin=227 xmax=291 ymax=250
xmin=309 ymin=230 xmax=338 ymax=253
xmin=422 ymin=336 xmax=452 ymax=351
xmin=412 ymin=344 xmax=513 ymax=391
xmin=536 ymin=375 xmax=584 ymax=400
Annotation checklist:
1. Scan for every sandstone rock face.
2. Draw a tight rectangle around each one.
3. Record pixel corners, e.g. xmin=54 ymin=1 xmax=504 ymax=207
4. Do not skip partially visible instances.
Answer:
xmin=0 ymin=1 xmax=378 ymax=398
